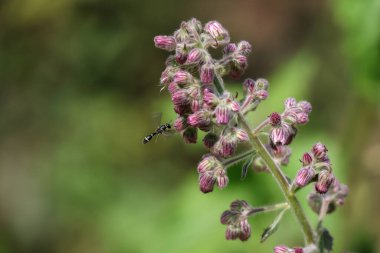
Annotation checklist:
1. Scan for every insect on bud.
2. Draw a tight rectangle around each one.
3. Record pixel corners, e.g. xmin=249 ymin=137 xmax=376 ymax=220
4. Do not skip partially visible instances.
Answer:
xmin=154 ymin=35 xmax=176 ymax=51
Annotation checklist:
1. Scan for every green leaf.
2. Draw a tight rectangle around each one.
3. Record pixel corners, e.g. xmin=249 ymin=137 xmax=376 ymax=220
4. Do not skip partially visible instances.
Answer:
xmin=241 ymin=156 xmax=253 ymax=180
xmin=260 ymin=208 xmax=287 ymax=243
xmin=319 ymin=228 xmax=333 ymax=252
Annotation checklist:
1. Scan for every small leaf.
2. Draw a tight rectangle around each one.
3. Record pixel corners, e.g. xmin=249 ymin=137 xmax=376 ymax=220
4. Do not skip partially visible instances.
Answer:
xmin=319 ymin=228 xmax=333 ymax=252
xmin=260 ymin=208 xmax=287 ymax=243
xmin=241 ymin=156 xmax=253 ymax=180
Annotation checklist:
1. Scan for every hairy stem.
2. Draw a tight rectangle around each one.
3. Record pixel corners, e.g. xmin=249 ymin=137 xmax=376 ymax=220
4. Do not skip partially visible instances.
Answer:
xmin=248 ymin=202 xmax=289 ymax=216
xmin=223 ymin=149 xmax=256 ymax=167
xmin=237 ymin=112 xmax=315 ymax=245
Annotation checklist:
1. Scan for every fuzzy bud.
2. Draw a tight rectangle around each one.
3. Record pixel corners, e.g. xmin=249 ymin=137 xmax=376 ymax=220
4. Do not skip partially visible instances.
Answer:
xmin=203 ymin=133 xmax=219 ymax=149
xmin=173 ymin=70 xmax=192 ymax=84
xmin=197 ymin=155 xmax=223 ymax=174
xmin=312 ymin=142 xmax=328 ymax=159
xmin=295 ymin=167 xmax=315 ymax=187
xmin=172 ymin=89 xmax=189 ymax=107
xmin=315 ymin=170 xmax=335 ymax=194
xmin=296 ymin=112 xmax=309 ymax=125
xmin=284 ymin=98 xmax=297 ymax=108
xmin=154 ymin=35 xmax=176 ymax=51
xmin=302 ymin=152 xmax=313 ymax=166
xmin=174 ymin=116 xmax=188 ymax=131
xmin=203 ymin=88 xmax=219 ymax=107
xmin=186 ymin=48 xmax=204 ymax=64
xmin=200 ymin=62 xmax=215 ymax=84
xmin=297 ymin=101 xmax=312 ymax=113
xmin=182 ymin=127 xmax=197 ymax=144
xmin=237 ymin=40 xmax=252 ymax=56
xmin=199 ymin=172 xmax=216 ymax=193
xmin=269 ymin=112 xmax=282 ymax=126
xmin=243 ymin=78 xmax=255 ymax=93
xmin=274 ymin=246 xmax=291 ymax=253
xmin=168 ymin=82 xmax=180 ymax=94
xmin=187 ymin=110 xmax=211 ymax=127
xmin=223 ymin=43 xmax=237 ymax=54
xmin=204 ymin=21 xmax=230 ymax=47
xmin=255 ymin=78 xmax=269 ymax=91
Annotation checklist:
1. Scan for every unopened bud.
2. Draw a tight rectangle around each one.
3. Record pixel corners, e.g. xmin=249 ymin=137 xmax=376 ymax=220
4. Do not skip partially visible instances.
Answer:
xmin=312 ymin=142 xmax=328 ymax=159
xmin=315 ymin=170 xmax=335 ymax=194
xmin=269 ymin=112 xmax=282 ymax=126
xmin=154 ymin=35 xmax=176 ymax=51
xmin=274 ymin=246 xmax=291 ymax=253
xmin=295 ymin=167 xmax=315 ymax=187
xmin=186 ymin=48 xmax=204 ymax=64
xmin=296 ymin=112 xmax=309 ymax=125
xmin=297 ymin=101 xmax=312 ymax=113
xmin=200 ymin=62 xmax=215 ymax=84
xmin=204 ymin=21 xmax=230 ymax=47
xmin=203 ymin=132 xmax=219 ymax=149
xmin=182 ymin=127 xmax=197 ymax=144
xmin=174 ymin=116 xmax=188 ymax=131
xmin=284 ymin=98 xmax=297 ymax=108
xmin=302 ymin=152 xmax=313 ymax=166
xmin=187 ymin=110 xmax=211 ymax=127
xmin=255 ymin=78 xmax=269 ymax=91
xmin=223 ymin=43 xmax=237 ymax=54
xmin=243 ymin=78 xmax=255 ymax=93
xmin=237 ymin=40 xmax=252 ymax=56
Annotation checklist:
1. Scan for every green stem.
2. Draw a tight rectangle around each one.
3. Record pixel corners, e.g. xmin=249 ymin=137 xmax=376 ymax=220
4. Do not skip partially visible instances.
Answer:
xmin=223 ymin=149 xmax=256 ymax=167
xmin=237 ymin=112 xmax=315 ymax=245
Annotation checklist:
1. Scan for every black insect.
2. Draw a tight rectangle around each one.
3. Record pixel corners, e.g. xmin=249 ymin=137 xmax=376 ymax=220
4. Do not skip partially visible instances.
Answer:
xmin=143 ymin=123 xmax=172 ymax=144
xmin=143 ymin=113 xmax=175 ymax=144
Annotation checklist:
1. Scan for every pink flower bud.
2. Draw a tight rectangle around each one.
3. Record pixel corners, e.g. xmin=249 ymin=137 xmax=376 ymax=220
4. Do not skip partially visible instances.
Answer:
xmin=226 ymin=225 xmax=240 ymax=240
xmin=187 ymin=110 xmax=211 ymax=127
xmin=284 ymin=98 xmax=297 ymax=108
xmin=274 ymin=246 xmax=291 ymax=253
xmin=174 ymin=104 xmax=191 ymax=115
xmin=203 ymin=88 xmax=219 ymax=107
xmin=293 ymin=248 xmax=303 ymax=253
xmin=243 ymin=78 xmax=255 ymax=93
xmin=197 ymin=155 xmax=222 ymax=173
xmin=269 ymin=112 xmax=282 ymax=126
xmin=233 ymin=54 xmax=248 ymax=71
xmin=200 ymin=62 xmax=215 ymax=84
xmin=199 ymin=172 xmax=216 ymax=193
xmin=237 ymin=40 xmax=252 ymax=56
xmin=154 ymin=35 xmax=176 ymax=51
xmin=295 ymin=167 xmax=315 ymax=187
xmin=204 ymin=21 xmax=230 ymax=47
xmin=315 ymin=170 xmax=335 ymax=194
xmin=297 ymin=101 xmax=312 ymax=113
xmin=312 ymin=142 xmax=328 ymax=159
xmin=302 ymin=152 xmax=313 ymax=165
xmin=255 ymin=90 xmax=268 ymax=100
xmin=173 ymin=70 xmax=191 ymax=84
xmin=239 ymin=219 xmax=251 ymax=241
xmin=203 ymin=133 xmax=219 ymax=149
xmin=174 ymin=116 xmax=187 ymax=131
xmin=255 ymin=78 xmax=269 ymax=90
xmin=172 ymin=89 xmax=189 ymax=106
xmin=168 ymin=82 xmax=180 ymax=94
xmin=186 ymin=48 xmax=204 ymax=64
xmin=223 ymin=43 xmax=237 ymax=54
xmin=235 ymin=128 xmax=249 ymax=142
xmin=270 ymin=124 xmax=297 ymax=148
xmin=217 ymin=173 xmax=229 ymax=189
xmin=182 ymin=127 xmax=197 ymax=144
xmin=296 ymin=112 xmax=309 ymax=125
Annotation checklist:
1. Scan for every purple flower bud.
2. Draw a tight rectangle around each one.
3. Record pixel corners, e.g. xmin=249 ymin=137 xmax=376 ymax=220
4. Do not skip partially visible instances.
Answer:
xmin=237 ymin=40 xmax=252 ymax=56
xmin=226 ymin=225 xmax=240 ymax=240
xmin=186 ymin=48 xmax=204 ymax=64
xmin=204 ymin=21 xmax=230 ymax=47
xmin=203 ymin=132 xmax=219 ymax=149
xmin=296 ymin=112 xmax=309 ymax=125
xmin=284 ymin=98 xmax=297 ymax=108
xmin=215 ymin=104 xmax=231 ymax=125
xmin=214 ymin=136 xmax=237 ymax=157
xmin=168 ymin=82 xmax=180 ymax=94
xmin=187 ymin=110 xmax=211 ymax=127
xmin=172 ymin=89 xmax=189 ymax=107
xmin=173 ymin=70 xmax=192 ymax=84
xmin=315 ymin=170 xmax=335 ymax=194
xmin=302 ymin=152 xmax=313 ymax=166
xmin=255 ymin=90 xmax=268 ymax=100
xmin=293 ymin=248 xmax=303 ymax=253
xmin=199 ymin=172 xmax=216 ymax=193
xmin=297 ymin=101 xmax=312 ymax=113
xmin=200 ymin=62 xmax=215 ymax=84
xmin=191 ymin=98 xmax=202 ymax=112
xmin=274 ymin=246 xmax=291 ymax=253
xmin=235 ymin=128 xmax=249 ymax=142
xmin=243 ymin=78 xmax=255 ymax=93
xmin=182 ymin=127 xmax=197 ymax=144
xmin=255 ymin=78 xmax=269 ymax=91
xmin=239 ymin=219 xmax=251 ymax=241
xmin=154 ymin=35 xmax=176 ymax=51
xmin=230 ymin=200 xmax=251 ymax=211
xmin=197 ymin=155 xmax=223 ymax=173
xmin=216 ymin=171 xmax=229 ymax=189
xmin=295 ymin=167 xmax=315 ymax=187
xmin=270 ymin=124 xmax=297 ymax=148
xmin=233 ymin=54 xmax=248 ymax=71
xmin=270 ymin=112 xmax=282 ymax=126
xmin=203 ymin=88 xmax=219 ymax=107
xmin=174 ymin=116 xmax=188 ymax=131
xmin=174 ymin=104 xmax=191 ymax=115
xmin=223 ymin=43 xmax=237 ymax=54
xmin=312 ymin=142 xmax=328 ymax=159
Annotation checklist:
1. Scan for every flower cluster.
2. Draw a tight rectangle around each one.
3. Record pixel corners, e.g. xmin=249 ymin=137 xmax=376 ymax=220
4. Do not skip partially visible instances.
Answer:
xmin=155 ymin=18 xmax=264 ymax=193
xmin=294 ymin=142 xmax=336 ymax=194
xmin=220 ymin=200 xmax=255 ymax=241
xmin=154 ymin=19 xmax=348 ymax=252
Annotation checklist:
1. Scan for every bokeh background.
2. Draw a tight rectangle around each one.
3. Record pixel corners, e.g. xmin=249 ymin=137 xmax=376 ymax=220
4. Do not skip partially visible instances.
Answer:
xmin=0 ymin=0 xmax=379 ymax=252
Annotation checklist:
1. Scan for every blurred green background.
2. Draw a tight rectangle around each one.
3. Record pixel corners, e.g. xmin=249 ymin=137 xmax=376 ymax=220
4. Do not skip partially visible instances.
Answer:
xmin=0 ymin=0 xmax=379 ymax=252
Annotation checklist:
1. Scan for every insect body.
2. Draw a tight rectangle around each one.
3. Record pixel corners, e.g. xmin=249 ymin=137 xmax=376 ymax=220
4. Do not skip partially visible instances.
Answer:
xmin=143 ymin=123 xmax=172 ymax=144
